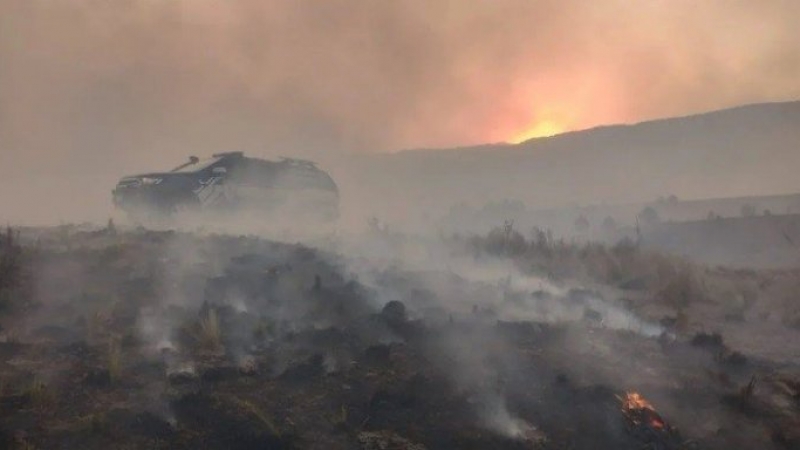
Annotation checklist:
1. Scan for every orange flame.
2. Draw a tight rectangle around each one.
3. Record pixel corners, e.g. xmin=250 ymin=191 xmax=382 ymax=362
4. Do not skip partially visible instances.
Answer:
xmin=619 ymin=392 xmax=667 ymax=430
xmin=622 ymin=392 xmax=654 ymax=410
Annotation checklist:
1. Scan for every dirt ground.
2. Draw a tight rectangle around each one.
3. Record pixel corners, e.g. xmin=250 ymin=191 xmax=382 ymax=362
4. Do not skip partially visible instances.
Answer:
xmin=0 ymin=225 xmax=798 ymax=449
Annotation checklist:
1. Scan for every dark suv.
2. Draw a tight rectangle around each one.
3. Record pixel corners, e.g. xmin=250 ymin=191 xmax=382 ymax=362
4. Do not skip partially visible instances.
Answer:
xmin=112 ymin=152 xmax=339 ymax=222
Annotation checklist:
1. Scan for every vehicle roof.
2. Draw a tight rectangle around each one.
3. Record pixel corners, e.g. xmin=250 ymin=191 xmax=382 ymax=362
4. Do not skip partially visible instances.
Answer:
xmin=170 ymin=156 xmax=224 ymax=173
xmin=121 ymin=153 xmax=336 ymax=191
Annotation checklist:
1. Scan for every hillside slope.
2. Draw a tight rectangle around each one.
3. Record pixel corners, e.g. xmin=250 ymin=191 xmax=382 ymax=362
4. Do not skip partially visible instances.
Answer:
xmin=340 ymin=101 xmax=800 ymax=225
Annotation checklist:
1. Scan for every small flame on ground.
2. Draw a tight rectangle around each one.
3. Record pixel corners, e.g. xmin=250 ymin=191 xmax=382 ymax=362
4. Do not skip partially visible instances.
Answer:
xmin=619 ymin=391 xmax=667 ymax=430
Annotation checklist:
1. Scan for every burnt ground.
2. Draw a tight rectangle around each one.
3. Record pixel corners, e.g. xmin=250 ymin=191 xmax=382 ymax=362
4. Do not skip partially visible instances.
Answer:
xmin=0 ymin=226 xmax=798 ymax=449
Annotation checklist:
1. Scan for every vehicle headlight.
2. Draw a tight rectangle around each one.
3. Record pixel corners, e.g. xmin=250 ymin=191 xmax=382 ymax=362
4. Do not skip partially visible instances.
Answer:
xmin=140 ymin=177 xmax=162 ymax=185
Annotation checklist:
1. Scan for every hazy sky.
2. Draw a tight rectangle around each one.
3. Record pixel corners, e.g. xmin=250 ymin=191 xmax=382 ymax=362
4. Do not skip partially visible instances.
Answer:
xmin=1 ymin=0 xmax=799 ymax=222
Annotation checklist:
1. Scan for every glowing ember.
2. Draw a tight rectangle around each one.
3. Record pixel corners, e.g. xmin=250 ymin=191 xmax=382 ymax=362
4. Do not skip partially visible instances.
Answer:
xmin=619 ymin=391 xmax=668 ymax=430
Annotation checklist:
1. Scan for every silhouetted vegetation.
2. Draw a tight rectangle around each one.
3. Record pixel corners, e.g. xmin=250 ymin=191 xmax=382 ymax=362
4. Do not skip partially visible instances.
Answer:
xmin=0 ymin=226 xmax=25 ymax=312
xmin=469 ymin=223 xmax=706 ymax=309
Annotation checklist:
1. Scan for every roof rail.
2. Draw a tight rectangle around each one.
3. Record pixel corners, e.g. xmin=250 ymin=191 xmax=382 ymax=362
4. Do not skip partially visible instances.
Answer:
xmin=278 ymin=157 xmax=317 ymax=167
xmin=212 ymin=151 xmax=244 ymax=158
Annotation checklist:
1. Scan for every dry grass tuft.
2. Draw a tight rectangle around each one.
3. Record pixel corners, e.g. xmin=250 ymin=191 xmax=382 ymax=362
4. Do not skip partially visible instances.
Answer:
xmin=107 ymin=338 xmax=122 ymax=383
xmin=24 ymin=378 xmax=54 ymax=411
xmin=195 ymin=308 xmax=223 ymax=353
xmin=76 ymin=412 xmax=109 ymax=434
xmin=329 ymin=403 xmax=349 ymax=431
xmin=233 ymin=398 xmax=281 ymax=438
xmin=86 ymin=309 xmax=111 ymax=343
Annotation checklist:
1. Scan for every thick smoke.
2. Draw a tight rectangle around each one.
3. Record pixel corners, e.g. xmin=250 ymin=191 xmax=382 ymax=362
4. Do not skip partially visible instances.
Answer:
xmin=1 ymin=0 xmax=799 ymax=223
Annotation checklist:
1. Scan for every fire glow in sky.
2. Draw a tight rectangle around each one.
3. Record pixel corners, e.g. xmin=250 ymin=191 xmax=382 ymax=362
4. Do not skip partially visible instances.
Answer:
xmin=510 ymin=120 xmax=565 ymax=143
xmin=1 ymin=1 xmax=799 ymax=175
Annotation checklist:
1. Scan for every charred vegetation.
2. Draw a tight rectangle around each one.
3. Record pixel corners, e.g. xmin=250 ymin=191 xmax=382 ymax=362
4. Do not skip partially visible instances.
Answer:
xmin=0 ymin=226 xmax=797 ymax=449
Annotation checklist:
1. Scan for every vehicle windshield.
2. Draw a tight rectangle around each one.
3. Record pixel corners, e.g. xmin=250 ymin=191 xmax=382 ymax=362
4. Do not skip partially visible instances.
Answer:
xmin=170 ymin=157 xmax=222 ymax=173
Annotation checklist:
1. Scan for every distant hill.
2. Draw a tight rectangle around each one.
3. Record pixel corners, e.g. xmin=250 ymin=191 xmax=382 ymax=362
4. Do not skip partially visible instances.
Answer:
xmin=642 ymin=213 xmax=800 ymax=268
xmin=339 ymin=100 xmax=800 ymax=225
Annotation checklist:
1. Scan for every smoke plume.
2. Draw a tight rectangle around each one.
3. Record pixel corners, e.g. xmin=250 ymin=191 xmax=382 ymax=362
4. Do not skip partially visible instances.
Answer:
xmin=1 ymin=0 xmax=799 ymax=222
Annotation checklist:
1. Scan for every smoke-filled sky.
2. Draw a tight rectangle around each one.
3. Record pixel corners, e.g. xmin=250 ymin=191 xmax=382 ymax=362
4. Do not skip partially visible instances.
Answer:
xmin=1 ymin=0 xmax=800 ymax=222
